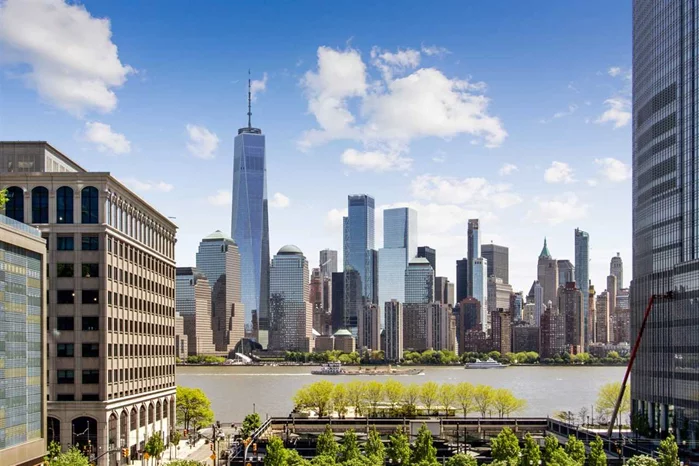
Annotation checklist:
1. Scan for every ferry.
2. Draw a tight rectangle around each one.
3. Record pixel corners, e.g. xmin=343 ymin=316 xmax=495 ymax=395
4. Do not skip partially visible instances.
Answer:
xmin=464 ymin=357 xmax=508 ymax=369
xmin=311 ymin=361 xmax=423 ymax=376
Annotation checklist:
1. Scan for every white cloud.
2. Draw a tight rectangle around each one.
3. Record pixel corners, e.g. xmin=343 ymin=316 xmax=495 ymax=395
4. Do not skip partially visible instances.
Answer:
xmin=410 ymin=174 xmax=522 ymax=209
xmin=595 ymin=158 xmax=631 ymax=182
xmin=0 ymin=0 xmax=133 ymax=116
xmin=608 ymin=66 xmax=632 ymax=81
xmin=421 ymin=44 xmax=450 ymax=57
xmin=596 ymin=98 xmax=631 ymax=128
xmin=186 ymin=124 xmax=219 ymax=159
xmin=325 ymin=207 xmax=348 ymax=233
xmin=587 ymin=179 xmax=599 ymax=187
xmin=371 ymin=47 xmax=421 ymax=80
xmin=608 ymin=67 xmax=622 ymax=77
xmin=341 ymin=147 xmax=412 ymax=172
xmin=541 ymin=104 xmax=578 ymax=123
xmin=123 ymin=178 xmax=173 ymax=193
xmin=527 ymin=193 xmax=589 ymax=225
xmin=498 ymin=163 xmax=518 ymax=176
xmin=432 ymin=153 xmax=446 ymax=163
xmin=544 ymin=161 xmax=575 ymax=184
xmin=250 ymin=72 xmax=267 ymax=101
xmin=83 ymin=121 xmax=131 ymax=154
xmin=207 ymin=190 xmax=232 ymax=206
xmin=269 ymin=192 xmax=291 ymax=209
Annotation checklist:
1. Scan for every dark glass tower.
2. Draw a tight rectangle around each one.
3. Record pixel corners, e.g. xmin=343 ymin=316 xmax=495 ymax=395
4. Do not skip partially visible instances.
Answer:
xmin=231 ymin=78 xmax=270 ymax=346
xmin=632 ymin=0 xmax=699 ymax=441
xmin=343 ymin=195 xmax=376 ymax=304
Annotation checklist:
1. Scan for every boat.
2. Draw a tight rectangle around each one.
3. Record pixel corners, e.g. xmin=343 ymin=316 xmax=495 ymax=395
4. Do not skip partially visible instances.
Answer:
xmin=464 ymin=357 xmax=508 ymax=369
xmin=311 ymin=361 xmax=423 ymax=376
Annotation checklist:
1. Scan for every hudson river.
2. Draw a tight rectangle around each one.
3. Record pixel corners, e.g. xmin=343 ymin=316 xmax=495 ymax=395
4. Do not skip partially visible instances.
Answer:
xmin=176 ymin=365 xmax=624 ymax=423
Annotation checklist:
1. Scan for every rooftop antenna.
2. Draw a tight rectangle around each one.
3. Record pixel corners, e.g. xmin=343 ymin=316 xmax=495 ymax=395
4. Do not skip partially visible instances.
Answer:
xmin=247 ymin=69 xmax=252 ymax=128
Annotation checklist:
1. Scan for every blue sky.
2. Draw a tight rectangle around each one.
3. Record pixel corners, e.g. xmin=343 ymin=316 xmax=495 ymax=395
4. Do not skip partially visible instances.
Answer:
xmin=0 ymin=0 xmax=632 ymax=293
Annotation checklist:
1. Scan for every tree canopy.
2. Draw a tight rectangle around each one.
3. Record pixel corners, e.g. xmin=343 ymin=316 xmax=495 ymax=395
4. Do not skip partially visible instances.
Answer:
xmin=176 ymin=386 xmax=214 ymax=431
xmin=411 ymin=424 xmax=438 ymax=466
xmin=491 ymin=427 xmax=520 ymax=463
xmin=47 ymin=447 xmax=90 ymax=466
xmin=242 ymin=412 xmax=262 ymax=438
xmin=657 ymin=434 xmax=680 ymax=466
xmin=596 ymin=382 xmax=630 ymax=423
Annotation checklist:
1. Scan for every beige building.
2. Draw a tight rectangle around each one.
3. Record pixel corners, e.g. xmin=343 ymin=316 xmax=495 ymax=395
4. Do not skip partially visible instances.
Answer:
xmin=174 ymin=312 xmax=188 ymax=359
xmin=1 ymin=141 xmax=177 ymax=465
xmin=537 ymin=239 xmax=559 ymax=308
xmin=357 ymin=303 xmax=381 ymax=351
xmin=175 ymin=267 xmax=215 ymax=355
xmin=403 ymin=303 xmax=430 ymax=351
xmin=0 ymin=215 xmax=47 ymax=466
xmin=384 ymin=300 xmax=403 ymax=361
xmin=332 ymin=329 xmax=356 ymax=353
xmin=596 ymin=291 xmax=610 ymax=344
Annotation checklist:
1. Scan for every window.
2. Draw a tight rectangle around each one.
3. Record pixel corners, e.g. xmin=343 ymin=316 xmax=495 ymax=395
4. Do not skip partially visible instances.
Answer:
xmin=82 ymin=394 xmax=99 ymax=401
xmin=56 ymin=263 xmax=74 ymax=278
xmin=31 ymin=186 xmax=49 ymax=223
xmin=5 ymin=186 xmax=24 ymax=222
xmin=56 ymin=394 xmax=75 ymax=401
xmin=82 ymin=290 xmax=99 ymax=304
xmin=56 ymin=186 xmax=74 ymax=223
xmin=57 ymin=236 xmax=74 ymax=251
xmin=82 ymin=263 xmax=99 ymax=278
xmin=82 ymin=235 xmax=99 ymax=250
xmin=82 ymin=370 xmax=99 ymax=384
xmin=56 ymin=290 xmax=74 ymax=304
xmin=81 ymin=186 xmax=99 ymax=224
xmin=82 ymin=343 xmax=99 ymax=357
xmin=57 ymin=317 xmax=74 ymax=330
xmin=56 ymin=344 xmax=74 ymax=357
xmin=82 ymin=317 xmax=99 ymax=331
xmin=57 ymin=370 xmax=75 ymax=384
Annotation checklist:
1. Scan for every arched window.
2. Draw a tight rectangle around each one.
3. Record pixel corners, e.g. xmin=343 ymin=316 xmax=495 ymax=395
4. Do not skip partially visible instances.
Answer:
xmin=81 ymin=187 xmax=99 ymax=224
xmin=56 ymin=186 xmax=74 ymax=224
xmin=4 ymin=186 xmax=24 ymax=222
xmin=31 ymin=186 xmax=49 ymax=224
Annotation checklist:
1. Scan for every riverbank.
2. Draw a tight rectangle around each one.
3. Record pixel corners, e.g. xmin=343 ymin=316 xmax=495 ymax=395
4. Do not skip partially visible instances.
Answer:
xmin=176 ymin=362 xmax=629 ymax=367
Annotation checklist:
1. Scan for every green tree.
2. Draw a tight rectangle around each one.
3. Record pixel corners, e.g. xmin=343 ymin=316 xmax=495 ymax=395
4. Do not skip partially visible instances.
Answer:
xmin=446 ymin=453 xmax=478 ymax=466
xmin=171 ymin=430 xmax=182 ymax=446
xmin=657 ymin=434 xmax=680 ymax=466
xmin=339 ymin=429 xmax=361 ymax=463
xmin=492 ymin=389 xmax=526 ymax=418
xmin=542 ymin=435 xmax=561 ymax=466
xmin=596 ymin=382 xmax=630 ymax=424
xmin=287 ymin=449 xmax=311 ymax=466
xmin=47 ymin=447 xmax=90 ymax=466
xmin=491 ymin=427 xmax=520 ymax=464
xmin=387 ymin=428 xmax=411 ymax=465
xmin=316 ymin=425 xmax=339 ymax=459
xmin=311 ymin=456 xmax=337 ymax=466
xmin=176 ymin=386 xmax=214 ymax=432
xmin=420 ymin=381 xmax=440 ymax=415
xmin=0 ymin=189 xmax=7 ymax=210
xmin=411 ymin=424 xmax=438 ymax=466
xmin=144 ymin=432 xmax=166 ymax=464
xmin=384 ymin=379 xmax=405 ymax=413
xmin=264 ymin=436 xmax=288 ymax=466
xmin=627 ymin=456 xmax=659 ymax=466
xmin=365 ymin=426 xmax=385 ymax=464
xmin=346 ymin=381 xmax=367 ymax=417
xmin=455 ymin=382 xmax=474 ymax=417
xmin=167 ymin=461 xmax=206 ymax=466
xmin=45 ymin=441 xmax=62 ymax=461
xmin=519 ymin=433 xmax=541 ymax=466
xmin=439 ymin=383 xmax=456 ymax=416
xmin=403 ymin=383 xmax=421 ymax=415
xmin=365 ymin=381 xmax=384 ymax=416
xmin=565 ymin=435 xmax=586 ymax=466
xmin=474 ymin=384 xmax=494 ymax=417
xmin=295 ymin=381 xmax=335 ymax=417
xmin=588 ymin=436 xmax=607 ymax=466
xmin=332 ymin=384 xmax=349 ymax=418
xmin=241 ymin=412 xmax=262 ymax=438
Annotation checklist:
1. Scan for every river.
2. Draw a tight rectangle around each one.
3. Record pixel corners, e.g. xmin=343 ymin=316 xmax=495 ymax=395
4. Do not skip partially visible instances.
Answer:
xmin=176 ymin=365 xmax=624 ymax=423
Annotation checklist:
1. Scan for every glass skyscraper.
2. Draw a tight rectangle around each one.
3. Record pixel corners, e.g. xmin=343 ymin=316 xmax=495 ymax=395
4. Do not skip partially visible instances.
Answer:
xmin=378 ymin=207 xmax=417 ymax=313
xmin=574 ymin=228 xmax=589 ymax=348
xmin=343 ymin=195 xmax=376 ymax=302
xmin=467 ymin=219 xmax=480 ymax=297
xmin=471 ymin=257 xmax=488 ymax=332
xmin=632 ymin=0 xmax=699 ymax=442
xmin=404 ymin=257 xmax=434 ymax=304
xmin=231 ymin=115 xmax=270 ymax=345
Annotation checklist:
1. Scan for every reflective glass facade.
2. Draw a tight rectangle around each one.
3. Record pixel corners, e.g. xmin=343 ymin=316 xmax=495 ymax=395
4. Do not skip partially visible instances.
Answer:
xmin=404 ymin=258 xmax=434 ymax=304
xmin=471 ymin=258 xmax=488 ymax=332
xmin=632 ymin=0 xmax=699 ymax=442
xmin=378 ymin=208 xmax=417 ymax=315
xmin=467 ymin=219 xmax=480 ymax=297
xmin=481 ymin=244 xmax=509 ymax=284
xmin=231 ymin=128 xmax=270 ymax=341
xmin=343 ymin=195 xmax=375 ymax=302
xmin=574 ymin=228 xmax=589 ymax=347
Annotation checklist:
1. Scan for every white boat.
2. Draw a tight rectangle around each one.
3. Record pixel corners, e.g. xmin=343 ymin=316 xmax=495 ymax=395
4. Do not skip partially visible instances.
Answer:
xmin=464 ymin=357 xmax=508 ymax=369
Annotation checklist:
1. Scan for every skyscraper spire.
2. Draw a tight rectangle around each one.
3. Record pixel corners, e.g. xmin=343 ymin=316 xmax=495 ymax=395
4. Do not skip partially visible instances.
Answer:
xmin=247 ymin=69 xmax=252 ymax=128
xmin=539 ymin=237 xmax=551 ymax=259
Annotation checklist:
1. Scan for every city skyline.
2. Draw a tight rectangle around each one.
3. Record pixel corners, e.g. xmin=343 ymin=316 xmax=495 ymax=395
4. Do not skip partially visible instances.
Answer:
xmin=0 ymin=0 xmax=632 ymax=294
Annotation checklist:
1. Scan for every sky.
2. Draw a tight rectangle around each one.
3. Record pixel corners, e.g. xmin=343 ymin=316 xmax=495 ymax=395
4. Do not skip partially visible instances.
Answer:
xmin=0 ymin=0 xmax=633 ymax=294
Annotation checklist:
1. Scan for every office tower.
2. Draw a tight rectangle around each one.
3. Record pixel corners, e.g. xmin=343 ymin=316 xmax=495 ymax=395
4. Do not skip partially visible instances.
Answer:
xmin=471 ymin=257 xmax=488 ymax=332
xmin=196 ymin=231 xmax=245 ymax=352
xmin=310 ymin=268 xmax=332 ymax=335
xmin=378 ymin=207 xmax=417 ymax=309
xmin=434 ymin=276 xmax=450 ymax=304
xmin=481 ymin=243 xmax=509 ymax=284
xmin=539 ymin=306 xmax=565 ymax=359
xmin=617 ymin=288 xmax=630 ymax=311
xmin=456 ymin=258 xmax=469 ymax=302
xmin=574 ymin=228 xmax=589 ymax=348
xmin=319 ymin=249 xmax=338 ymax=278
xmin=611 ymin=308 xmax=631 ymax=344
xmin=511 ymin=292 xmax=524 ymax=321
xmin=175 ymin=312 xmax=188 ymax=359
xmin=607 ymin=274 xmax=618 ymax=315
xmin=533 ymin=282 xmax=544 ymax=326
xmin=558 ymin=282 xmax=584 ymax=353
xmin=512 ymin=323 xmax=540 ymax=353
xmin=403 ymin=303 xmax=429 ymax=352
xmin=370 ymin=249 xmax=378 ymax=305
xmin=537 ymin=238 xmax=559 ymax=307
xmin=330 ymin=269 xmax=361 ymax=334
xmin=557 ymin=259 xmax=574 ymax=285
xmin=331 ymin=272 xmax=345 ymax=332
xmin=268 ymin=245 xmax=313 ymax=352
xmin=417 ymin=246 xmax=436 ymax=273
xmin=231 ymin=84 xmax=270 ymax=344
xmin=405 ymin=257 xmax=434 ymax=303
xmin=428 ymin=303 xmax=456 ymax=352
xmin=610 ymin=252 xmax=623 ymax=291
xmin=595 ymin=291 xmax=609 ymax=344
xmin=384 ymin=300 xmax=403 ymax=361
xmin=1 ymin=141 xmax=177 ymax=464
xmin=0 ymin=214 xmax=47 ymax=466
xmin=446 ymin=282 xmax=455 ymax=306
xmin=492 ymin=310 xmax=512 ymax=354
xmin=487 ymin=276 xmax=513 ymax=314
xmin=522 ymin=302 xmax=536 ymax=326
xmin=466 ymin=219 xmax=480 ymax=296
xmin=343 ymin=195 xmax=376 ymax=302
xmin=176 ymin=267 xmax=215 ymax=355
xmin=588 ymin=284 xmax=597 ymax=344
xmin=358 ymin=303 xmax=381 ymax=350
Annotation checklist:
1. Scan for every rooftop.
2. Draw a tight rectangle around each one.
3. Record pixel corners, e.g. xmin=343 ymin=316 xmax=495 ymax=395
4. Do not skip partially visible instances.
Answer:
xmin=203 ymin=230 xmax=236 ymax=243
xmin=278 ymin=244 xmax=303 ymax=255
xmin=333 ymin=329 xmax=353 ymax=337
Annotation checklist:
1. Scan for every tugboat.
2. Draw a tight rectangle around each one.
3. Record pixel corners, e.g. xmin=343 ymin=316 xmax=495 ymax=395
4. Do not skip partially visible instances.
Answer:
xmin=464 ymin=357 xmax=508 ymax=369
xmin=311 ymin=362 xmax=423 ymax=376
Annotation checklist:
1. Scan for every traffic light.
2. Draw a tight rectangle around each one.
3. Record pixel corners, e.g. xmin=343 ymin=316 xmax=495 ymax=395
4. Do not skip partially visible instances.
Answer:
xmin=122 ymin=448 xmax=129 ymax=458
xmin=210 ymin=443 xmax=214 ymax=451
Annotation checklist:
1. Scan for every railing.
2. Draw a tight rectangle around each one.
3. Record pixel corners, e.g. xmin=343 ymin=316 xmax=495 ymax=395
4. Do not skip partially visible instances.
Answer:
xmin=0 ymin=214 xmax=41 ymax=237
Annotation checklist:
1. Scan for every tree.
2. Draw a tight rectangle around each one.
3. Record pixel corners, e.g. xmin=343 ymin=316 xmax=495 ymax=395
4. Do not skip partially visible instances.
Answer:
xmin=171 ymin=430 xmax=182 ymax=446
xmin=520 ymin=433 xmax=541 ymax=466
xmin=287 ymin=449 xmax=311 ymax=466
xmin=168 ymin=461 xmax=206 ymax=466
xmin=439 ymin=383 xmax=456 ymax=416
xmin=542 ymin=435 xmax=561 ymax=466
xmin=365 ymin=426 xmax=385 ymax=464
xmin=492 ymin=389 xmax=526 ymax=417
xmin=47 ymin=447 xmax=90 ymax=466
xmin=346 ymin=381 xmax=367 ymax=417
xmin=565 ymin=435 xmax=586 ymax=466
xmin=596 ymin=382 xmax=630 ymax=424
xmin=365 ymin=381 xmax=384 ymax=416
xmin=384 ymin=380 xmax=405 ymax=413
xmin=265 ymin=437 xmax=288 ymax=466
xmin=387 ymin=428 xmax=411 ymax=465
xmin=45 ymin=441 xmax=62 ymax=461
xmin=474 ymin=384 xmax=494 ymax=417
xmin=295 ymin=381 xmax=335 ymax=417
xmin=176 ymin=386 xmax=214 ymax=432
xmin=0 ymin=189 xmax=7 ymax=211
xmin=588 ymin=436 xmax=607 ymax=466
xmin=455 ymin=382 xmax=474 ymax=417
xmin=144 ymin=432 xmax=166 ymax=464
xmin=446 ymin=453 xmax=478 ymax=466
xmin=339 ymin=429 xmax=361 ymax=463
xmin=403 ymin=383 xmax=421 ymax=415
xmin=316 ymin=425 xmax=339 ymax=459
xmin=411 ymin=424 xmax=438 ymax=466
xmin=627 ymin=456 xmax=659 ymax=466
xmin=491 ymin=427 xmax=520 ymax=464
xmin=657 ymin=434 xmax=680 ymax=466
xmin=420 ymin=381 xmax=440 ymax=415
xmin=241 ymin=413 xmax=262 ymax=438
xmin=311 ymin=456 xmax=337 ymax=466
xmin=332 ymin=384 xmax=349 ymax=418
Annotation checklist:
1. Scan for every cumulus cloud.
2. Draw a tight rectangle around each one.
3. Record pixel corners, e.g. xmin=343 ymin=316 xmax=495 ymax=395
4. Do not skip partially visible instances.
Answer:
xmin=207 ymin=190 xmax=232 ymax=206
xmin=250 ymin=72 xmax=267 ymax=101
xmin=410 ymin=174 xmax=522 ymax=209
xmin=608 ymin=67 xmax=622 ymax=77
xmin=527 ymin=193 xmax=589 ymax=225
xmin=83 ymin=121 xmax=131 ymax=154
xmin=341 ymin=147 xmax=412 ymax=172
xmin=123 ymin=178 xmax=173 ymax=193
xmin=269 ymin=192 xmax=291 ymax=209
xmin=596 ymin=98 xmax=631 ymax=128
xmin=421 ymin=44 xmax=450 ymax=57
xmin=595 ymin=158 xmax=631 ymax=182
xmin=371 ymin=46 xmax=421 ymax=80
xmin=544 ymin=161 xmax=575 ymax=184
xmin=186 ymin=124 xmax=219 ymax=159
xmin=325 ymin=207 xmax=348 ymax=232
xmin=0 ymin=0 xmax=133 ymax=116
xmin=499 ymin=163 xmax=518 ymax=176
